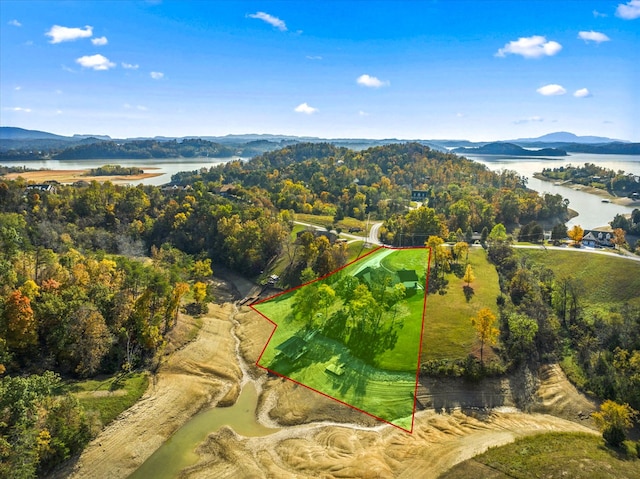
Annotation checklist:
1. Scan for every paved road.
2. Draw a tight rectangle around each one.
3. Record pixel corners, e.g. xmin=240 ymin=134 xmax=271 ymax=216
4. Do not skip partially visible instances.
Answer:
xmin=293 ymin=220 xmax=383 ymax=245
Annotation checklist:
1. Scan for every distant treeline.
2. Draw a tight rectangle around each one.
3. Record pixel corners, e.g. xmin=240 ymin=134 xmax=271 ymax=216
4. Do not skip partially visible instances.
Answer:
xmin=0 ymin=138 xmax=294 ymax=161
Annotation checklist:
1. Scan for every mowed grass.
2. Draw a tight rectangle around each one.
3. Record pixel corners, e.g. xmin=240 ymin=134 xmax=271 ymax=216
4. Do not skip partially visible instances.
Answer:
xmin=68 ymin=372 xmax=149 ymax=427
xmin=517 ymin=249 xmax=640 ymax=309
xmin=294 ymin=213 xmax=366 ymax=232
xmin=252 ymin=247 xmax=428 ymax=428
xmin=441 ymin=432 xmax=639 ymax=479
xmin=420 ymin=247 xmax=501 ymax=362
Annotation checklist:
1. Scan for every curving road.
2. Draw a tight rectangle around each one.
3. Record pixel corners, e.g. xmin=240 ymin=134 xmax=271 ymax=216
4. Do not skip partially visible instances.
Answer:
xmin=293 ymin=220 xmax=383 ymax=245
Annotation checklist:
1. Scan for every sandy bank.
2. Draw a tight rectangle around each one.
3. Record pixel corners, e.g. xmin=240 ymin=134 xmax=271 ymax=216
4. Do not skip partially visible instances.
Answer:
xmin=60 ymin=303 xmax=242 ymax=479
xmin=2 ymin=168 xmax=163 ymax=185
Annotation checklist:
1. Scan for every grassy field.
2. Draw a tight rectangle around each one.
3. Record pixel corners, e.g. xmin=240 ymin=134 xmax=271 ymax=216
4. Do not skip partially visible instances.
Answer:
xmin=253 ymin=247 xmax=428 ymax=429
xmin=441 ymin=432 xmax=639 ymax=479
xmin=517 ymin=249 xmax=640 ymax=310
xmin=294 ymin=213 xmax=366 ymax=232
xmin=68 ymin=372 xmax=149 ymax=427
xmin=420 ymin=247 xmax=501 ymax=362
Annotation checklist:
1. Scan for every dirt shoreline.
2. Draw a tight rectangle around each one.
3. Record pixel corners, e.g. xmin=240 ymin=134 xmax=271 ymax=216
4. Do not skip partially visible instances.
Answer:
xmin=2 ymin=168 xmax=163 ymax=184
xmin=58 ymin=280 xmax=599 ymax=479
xmin=533 ymin=173 xmax=640 ymax=207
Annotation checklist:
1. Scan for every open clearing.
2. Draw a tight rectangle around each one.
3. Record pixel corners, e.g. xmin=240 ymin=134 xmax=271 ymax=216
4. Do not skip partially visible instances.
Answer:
xmin=516 ymin=248 xmax=640 ymax=309
xmin=253 ymin=247 xmax=429 ymax=430
xmin=2 ymin=168 xmax=163 ymax=184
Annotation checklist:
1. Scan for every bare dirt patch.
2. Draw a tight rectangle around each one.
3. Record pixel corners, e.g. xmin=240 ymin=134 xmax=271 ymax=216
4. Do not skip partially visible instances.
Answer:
xmin=3 ymin=168 xmax=163 ymax=184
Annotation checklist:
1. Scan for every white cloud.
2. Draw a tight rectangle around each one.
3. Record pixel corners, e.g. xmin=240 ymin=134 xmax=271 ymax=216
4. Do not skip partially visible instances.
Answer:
xmin=496 ymin=35 xmax=562 ymax=58
xmin=578 ymin=30 xmax=610 ymax=43
xmin=76 ymin=54 xmax=115 ymax=70
xmin=514 ymin=116 xmax=544 ymax=124
xmin=536 ymin=84 xmax=567 ymax=96
xmin=356 ymin=74 xmax=389 ymax=88
xmin=456 ymin=112 xmax=465 ymax=118
xmin=91 ymin=36 xmax=108 ymax=46
xmin=150 ymin=71 xmax=164 ymax=79
xmin=8 ymin=19 xmax=22 ymax=27
xmin=574 ymin=88 xmax=592 ymax=98
xmin=7 ymin=107 xmax=32 ymax=113
xmin=616 ymin=0 xmax=640 ymax=19
xmin=15 ymin=86 xmax=22 ymax=91
xmin=359 ymin=110 xmax=369 ymax=117
xmin=122 ymin=62 xmax=139 ymax=70
xmin=294 ymin=103 xmax=317 ymax=114
xmin=593 ymin=9 xmax=608 ymax=17
xmin=46 ymin=25 xmax=93 ymax=44
xmin=306 ymin=55 xmax=322 ymax=60
xmin=248 ymin=12 xmax=287 ymax=31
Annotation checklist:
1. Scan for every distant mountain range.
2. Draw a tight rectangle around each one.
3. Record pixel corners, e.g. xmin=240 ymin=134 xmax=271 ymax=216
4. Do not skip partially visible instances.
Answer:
xmin=1 ymin=127 xmax=638 ymax=158
xmin=511 ymin=131 xmax=628 ymax=144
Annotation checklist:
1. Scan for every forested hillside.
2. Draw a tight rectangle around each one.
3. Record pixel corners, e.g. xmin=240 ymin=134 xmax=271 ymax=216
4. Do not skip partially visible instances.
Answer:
xmin=1 ymin=142 xmax=636 ymax=475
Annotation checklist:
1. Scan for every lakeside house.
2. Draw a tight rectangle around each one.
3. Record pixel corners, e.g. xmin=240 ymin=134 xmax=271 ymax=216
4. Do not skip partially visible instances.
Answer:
xmin=582 ymin=229 xmax=613 ymax=248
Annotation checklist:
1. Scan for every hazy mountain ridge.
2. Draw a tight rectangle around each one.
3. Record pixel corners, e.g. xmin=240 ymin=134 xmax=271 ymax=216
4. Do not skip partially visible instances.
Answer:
xmin=0 ymin=127 xmax=637 ymax=158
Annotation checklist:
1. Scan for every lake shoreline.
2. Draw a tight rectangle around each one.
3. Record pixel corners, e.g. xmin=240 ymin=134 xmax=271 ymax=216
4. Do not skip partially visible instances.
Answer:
xmin=2 ymin=168 xmax=164 ymax=185
xmin=533 ymin=173 xmax=640 ymax=207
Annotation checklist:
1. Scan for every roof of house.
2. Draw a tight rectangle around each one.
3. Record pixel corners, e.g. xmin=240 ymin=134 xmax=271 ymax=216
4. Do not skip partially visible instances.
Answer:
xmin=276 ymin=336 xmax=308 ymax=360
xmin=396 ymin=269 xmax=419 ymax=283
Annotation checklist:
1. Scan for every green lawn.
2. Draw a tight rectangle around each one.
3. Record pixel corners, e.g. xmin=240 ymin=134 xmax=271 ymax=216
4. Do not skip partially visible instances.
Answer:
xmin=517 ymin=249 xmax=640 ymax=309
xmin=294 ymin=213 xmax=366 ymax=232
xmin=67 ymin=372 xmax=149 ymax=427
xmin=252 ymin=247 xmax=428 ymax=430
xmin=421 ymin=247 xmax=501 ymax=362
xmin=441 ymin=432 xmax=639 ymax=479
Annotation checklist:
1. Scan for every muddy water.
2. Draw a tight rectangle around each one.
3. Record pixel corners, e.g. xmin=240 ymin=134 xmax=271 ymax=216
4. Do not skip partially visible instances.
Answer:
xmin=128 ymin=382 xmax=278 ymax=479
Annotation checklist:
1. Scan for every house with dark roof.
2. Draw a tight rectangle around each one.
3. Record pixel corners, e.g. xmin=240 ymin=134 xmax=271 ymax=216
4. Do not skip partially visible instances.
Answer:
xmin=582 ymin=229 xmax=613 ymax=248
xmin=396 ymin=269 xmax=420 ymax=290
xmin=275 ymin=336 xmax=308 ymax=361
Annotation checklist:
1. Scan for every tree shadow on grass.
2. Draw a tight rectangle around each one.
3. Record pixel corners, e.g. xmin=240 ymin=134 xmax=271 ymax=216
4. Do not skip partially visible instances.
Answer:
xmin=463 ymin=285 xmax=474 ymax=302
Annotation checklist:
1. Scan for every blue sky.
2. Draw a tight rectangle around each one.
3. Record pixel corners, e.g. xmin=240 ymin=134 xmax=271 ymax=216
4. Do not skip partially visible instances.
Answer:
xmin=1 ymin=1 xmax=638 ymax=141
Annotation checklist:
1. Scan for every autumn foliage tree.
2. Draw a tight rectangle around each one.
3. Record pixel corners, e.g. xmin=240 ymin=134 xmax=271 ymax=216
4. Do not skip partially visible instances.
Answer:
xmin=2 ymin=290 xmax=37 ymax=352
xmin=463 ymin=264 xmax=475 ymax=286
xmin=567 ymin=224 xmax=584 ymax=246
xmin=471 ymin=308 xmax=498 ymax=364
xmin=592 ymin=400 xmax=637 ymax=447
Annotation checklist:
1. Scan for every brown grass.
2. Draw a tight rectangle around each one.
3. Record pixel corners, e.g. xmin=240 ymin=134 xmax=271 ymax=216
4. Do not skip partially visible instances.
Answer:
xmin=3 ymin=168 xmax=163 ymax=184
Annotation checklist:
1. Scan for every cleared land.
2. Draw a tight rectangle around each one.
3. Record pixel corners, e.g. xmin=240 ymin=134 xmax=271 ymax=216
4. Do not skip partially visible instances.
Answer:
xmin=421 ymin=247 xmax=501 ymax=362
xmin=516 ymin=248 xmax=640 ymax=310
xmin=2 ymin=168 xmax=163 ymax=184
xmin=253 ymin=247 xmax=429 ymax=430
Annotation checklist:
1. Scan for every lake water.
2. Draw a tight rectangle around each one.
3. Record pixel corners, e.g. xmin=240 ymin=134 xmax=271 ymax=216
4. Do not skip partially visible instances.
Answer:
xmin=466 ymin=154 xmax=640 ymax=229
xmin=3 ymin=153 xmax=639 ymax=229
xmin=128 ymin=381 xmax=278 ymax=479
xmin=0 ymin=157 xmax=240 ymax=186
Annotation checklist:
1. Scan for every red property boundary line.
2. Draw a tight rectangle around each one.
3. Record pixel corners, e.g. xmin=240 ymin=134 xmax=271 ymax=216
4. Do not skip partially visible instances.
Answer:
xmin=250 ymin=245 xmax=432 ymax=434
